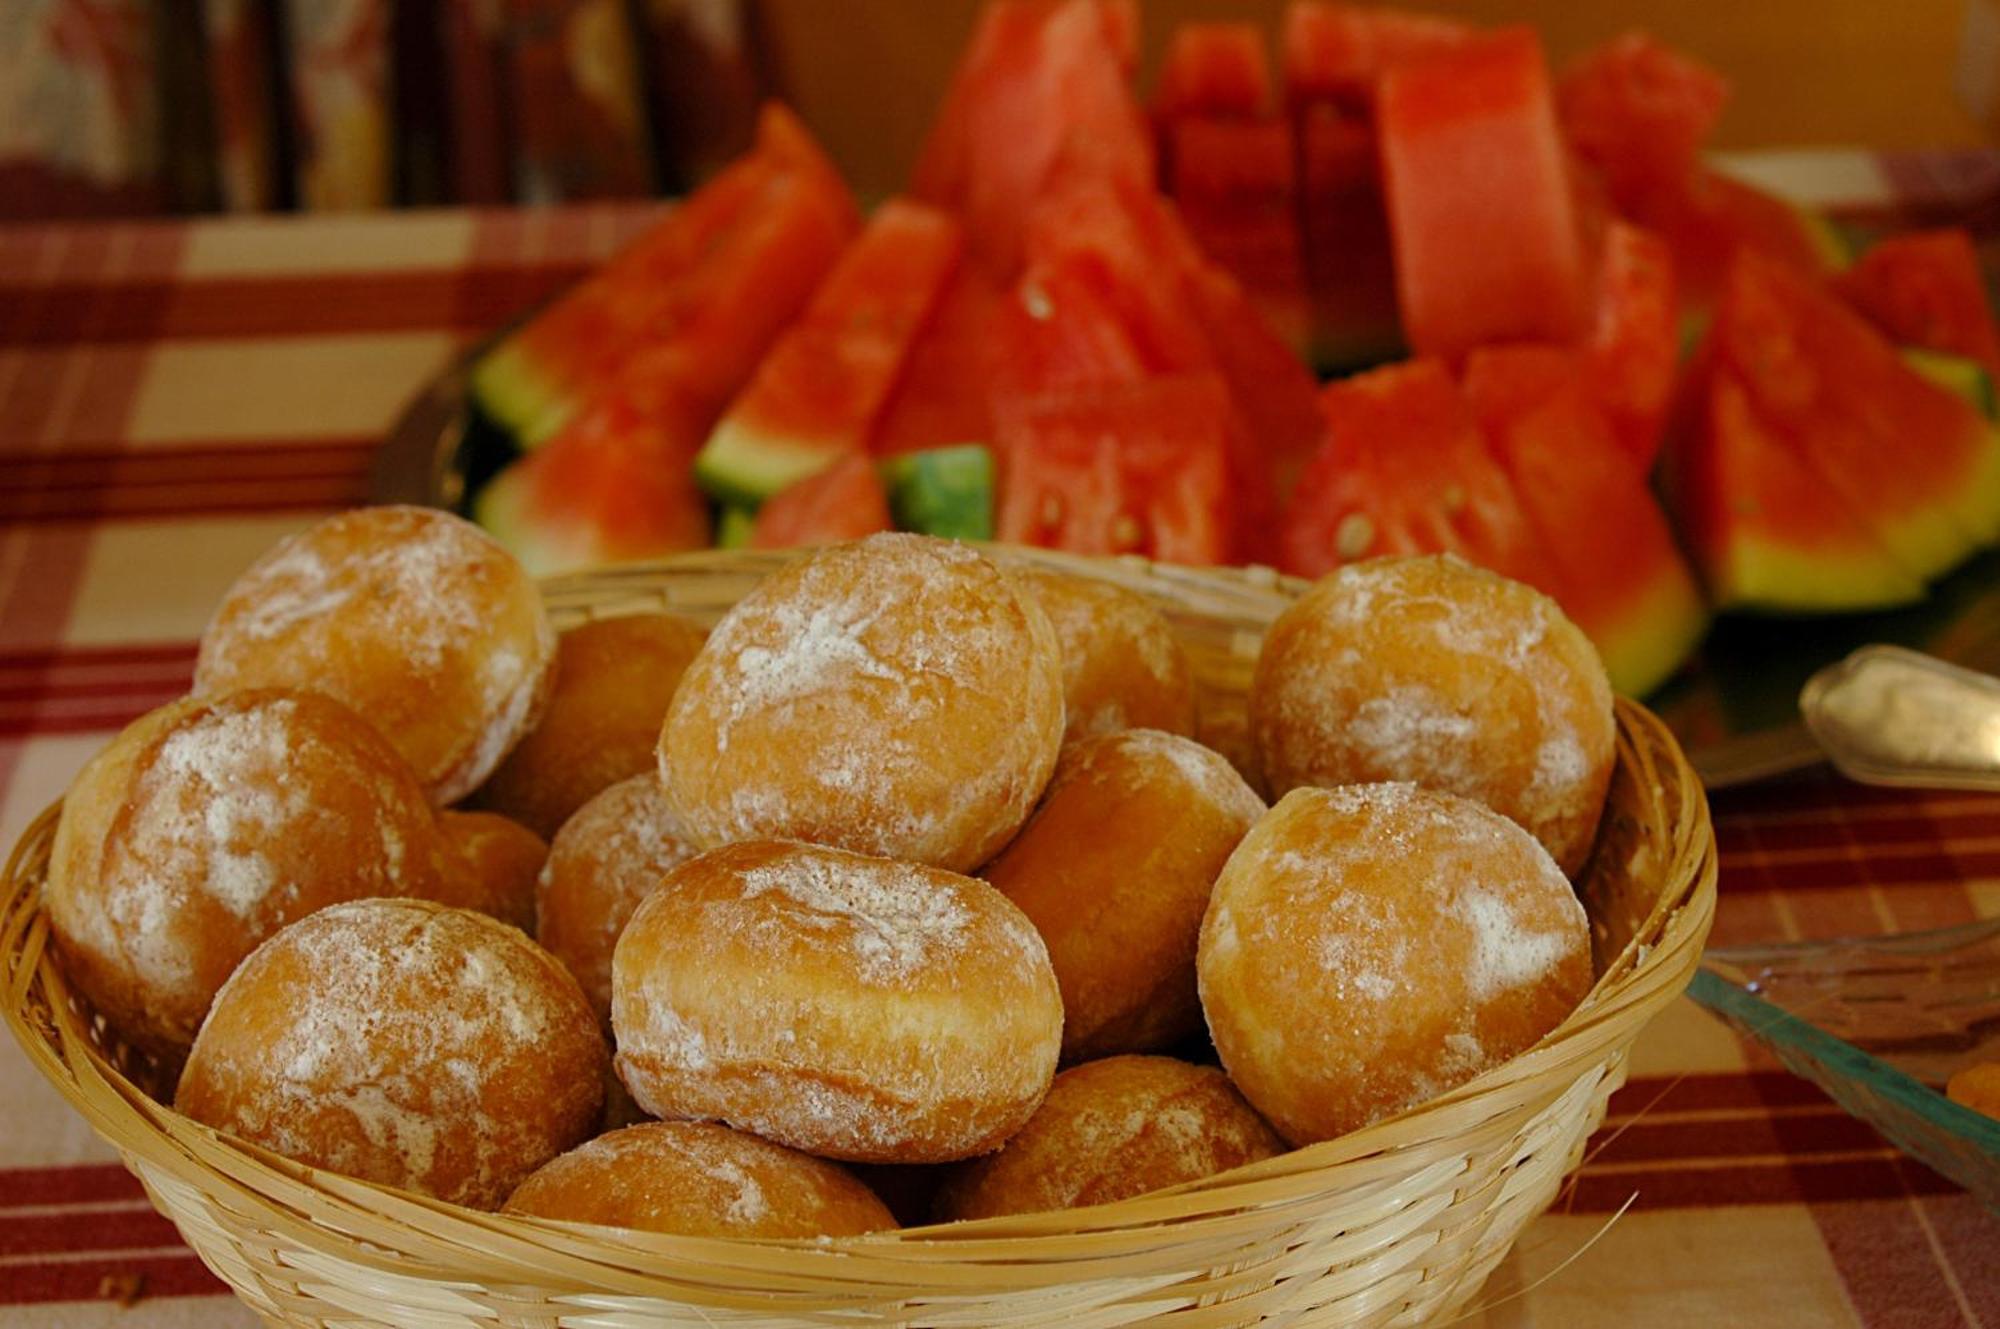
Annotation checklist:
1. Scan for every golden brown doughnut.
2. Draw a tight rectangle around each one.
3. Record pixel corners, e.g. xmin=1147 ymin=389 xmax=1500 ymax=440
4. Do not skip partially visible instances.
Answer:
xmin=612 ymin=839 xmax=1062 ymax=1163
xmin=438 ymin=810 xmax=547 ymax=934
xmin=502 ymin=1121 xmax=896 ymax=1237
xmin=1249 ymin=555 xmax=1614 ymax=875
xmin=981 ymin=729 xmax=1264 ymax=1062
xmin=474 ymin=613 xmax=708 ymax=838
xmin=45 ymin=689 xmax=455 ymax=1056
xmin=176 ymin=898 xmax=605 ymax=1210
xmin=934 ymin=1056 xmax=1285 ymax=1222
xmin=1017 ymin=568 xmax=1196 ymax=744
xmin=1198 ymin=784 xmax=1592 ymax=1146
xmin=535 ymin=772 xmax=702 ymax=1024
xmin=194 ymin=505 xmax=557 ymax=805
xmin=659 ymin=533 xmax=1064 ymax=872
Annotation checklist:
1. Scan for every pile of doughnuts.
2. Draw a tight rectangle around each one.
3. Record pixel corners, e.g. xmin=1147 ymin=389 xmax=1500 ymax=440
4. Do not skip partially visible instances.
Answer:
xmin=43 ymin=506 xmax=1615 ymax=1238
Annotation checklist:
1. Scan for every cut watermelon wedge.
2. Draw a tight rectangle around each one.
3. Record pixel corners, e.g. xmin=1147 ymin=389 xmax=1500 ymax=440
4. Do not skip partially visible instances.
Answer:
xmin=1712 ymin=250 xmax=2000 ymax=577
xmin=1588 ymin=221 xmax=1680 ymax=468
xmin=1280 ymin=359 xmax=1560 ymax=590
xmin=871 ymin=264 xmax=1007 ymax=456
xmin=1378 ymin=27 xmax=1590 ymax=358
xmin=475 ymin=396 xmax=711 ymax=576
xmin=1464 ymin=348 xmax=1707 ymax=695
xmin=1282 ymin=2 xmax=1477 ymax=112
xmin=1659 ymin=364 xmax=1924 ymax=612
xmin=1635 ymin=167 xmax=1844 ymax=314
xmin=1838 ymin=229 xmax=2000 ymax=380
xmin=995 ymin=373 xmax=1235 ymax=564
xmin=696 ymin=199 xmax=965 ymax=505
xmin=748 ymin=452 xmax=894 ymax=549
xmin=1154 ymin=23 xmax=1271 ymax=120
xmin=1296 ymin=105 xmax=1403 ymax=369
xmin=1557 ymin=31 xmax=1728 ymax=209
xmin=1167 ymin=118 xmax=1310 ymax=352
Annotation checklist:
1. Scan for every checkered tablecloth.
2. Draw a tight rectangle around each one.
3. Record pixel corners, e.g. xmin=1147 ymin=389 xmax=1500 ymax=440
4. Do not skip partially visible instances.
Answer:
xmin=4 ymin=168 xmax=2000 ymax=1327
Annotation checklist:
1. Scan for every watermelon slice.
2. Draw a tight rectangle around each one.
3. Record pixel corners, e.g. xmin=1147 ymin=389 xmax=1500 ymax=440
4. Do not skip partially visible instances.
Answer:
xmin=1838 ymin=229 xmax=2000 ymax=379
xmin=1635 ymin=167 xmax=1844 ymax=314
xmin=472 ymin=104 xmax=856 ymax=446
xmin=1153 ymin=23 xmax=1271 ymax=120
xmin=911 ymin=0 xmax=1153 ymax=275
xmin=1296 ymin=105 xmax=1402 ymax=368
xmin=1279 ymin=359 xmax=1559 ymax=590
xmin=1282 ymin=2 xmax=1477 ymax=112
xmin=1659 ymin=361 xmax=1924 ymax=612
xmin=1587 ymin=221 xmax=1680 ymax=468
xmin=871 ymin=264 xmax=1007 ymax=456
xmin=1712 ymin=249 xmax=2000 ymax=578
xmin=1378 ymin=27 xmax=1591 ymax=358
xmin=475 ymin=395 xmax=710 ymax=575
xmin=748 ymin=453 xmax=894 ymax=549
xmin=882 ymin=444 xmax=996 ymax=540
xmin=995 ymin=373 xmax=1236 ymax=564
xmin=1462 ymin=346 xmax=1707 ymax=695
xmin=696 ymin=199 xmax=965 ymax=505
xmin=1168 ymin=118 xmax=1310 ymax=352
xmin=1905 ymin=347 xmax=1997 ymax=420
xmin=1557 ymin=31 xmax=1728 ymax=209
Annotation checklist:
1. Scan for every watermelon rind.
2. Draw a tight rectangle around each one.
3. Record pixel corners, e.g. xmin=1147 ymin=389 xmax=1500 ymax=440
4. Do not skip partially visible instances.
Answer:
xmin=470 ymin=341 xmax=574 ymax=448
xmin=693 ymin=420 xmax=839 ymax=507
xmin=714 ymin=505 xmax=757 ymax=549
xmin=1591 ymin=567 xmax=1710 ymax=698
xmin=882 ymin=444 xmax=995 ymax=542
xmin=1903 ymin=347 xmax=1997 ymax=422
xmin=472 ymin=460 xmax=575 ymax=577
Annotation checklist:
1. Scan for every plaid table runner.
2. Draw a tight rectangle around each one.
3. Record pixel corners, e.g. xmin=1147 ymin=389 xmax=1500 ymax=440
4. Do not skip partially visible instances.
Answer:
xmin=4 ymin=159 xmax=1999 ymax=1327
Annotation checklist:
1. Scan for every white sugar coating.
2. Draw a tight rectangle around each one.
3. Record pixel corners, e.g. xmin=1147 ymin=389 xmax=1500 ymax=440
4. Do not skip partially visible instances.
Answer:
xmin=735 ymin=853 xmax=974 ymax=985
xmin=724 ymin=601 xmax=898 ymax=750
xmin=1347 ymin=688 xmax=1478 ymax=783
xmin=219 ymin=539 xmax=352 ymax=644
xmin=709 ymin=1158 xmax=771 ymax=1225
xmin=1455 ymin=887 xmax=1578 ymax=1000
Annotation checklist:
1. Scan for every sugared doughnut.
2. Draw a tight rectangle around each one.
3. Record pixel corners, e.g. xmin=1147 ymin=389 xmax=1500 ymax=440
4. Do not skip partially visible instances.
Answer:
xmin=194 ymin=505 xmax=557 ymax=805
xmin=1017 ymin=568 xmax=1196 ymax=744
xmin=612 ymin=839 xmax=1062 ymax=1163
xmin=659 ymin=533 xmax=1063 ymax=872
xmin=1198 ymin=784 xmax=1592 ymax=1145
xmin=536 ymin=772 xmax=702 ymax=1024
xmin=475 ymin=613 xmax=708 ymax=838
xmin=438 ymin=810 xmax=547 ymax=934
xmin=502 ymin=1121 xmax=896 ymax=1237
xmin=45 ymin=690 xmax=454 ymax=1056
xmin=1250 ymin=555 xmax=1614 ymax=875
xmin=982 ymin=729 xmax=1264 ymax=1062
xmin=934 ymin=1056 xmax=1285 ymax=1222
xmin=176 ymin=898 xmax=605 ymax=1209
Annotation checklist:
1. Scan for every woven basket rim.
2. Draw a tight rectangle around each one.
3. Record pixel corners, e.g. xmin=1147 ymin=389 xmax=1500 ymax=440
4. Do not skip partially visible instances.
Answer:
xmin=0 ymin=548 xmax=1719 ymax=1315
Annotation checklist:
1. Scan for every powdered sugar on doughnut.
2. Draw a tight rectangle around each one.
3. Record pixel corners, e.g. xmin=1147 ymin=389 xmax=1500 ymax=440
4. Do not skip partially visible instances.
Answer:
xmin=736 ymin=852 xmax=973 ymax=984
xmin=1455 ymin=886 xmax=1579 ymax=1000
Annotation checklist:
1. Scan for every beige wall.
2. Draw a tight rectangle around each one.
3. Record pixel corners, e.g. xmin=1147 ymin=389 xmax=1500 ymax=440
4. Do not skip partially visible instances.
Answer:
xmin=756 ymin=0 xmax=1983 ymax=198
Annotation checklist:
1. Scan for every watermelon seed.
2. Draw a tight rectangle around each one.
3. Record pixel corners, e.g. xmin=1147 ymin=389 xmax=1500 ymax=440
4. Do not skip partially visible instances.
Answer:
xmin=1442 ymin=484 xmax=1467 ymax=513
xmin=1021 ymin=281 xmax=1054 ymax=322
xmin=1112 ymin=514 xmax=1144 ymax=551
xmin=1336 ymin=513 xmax=1375 ymax=560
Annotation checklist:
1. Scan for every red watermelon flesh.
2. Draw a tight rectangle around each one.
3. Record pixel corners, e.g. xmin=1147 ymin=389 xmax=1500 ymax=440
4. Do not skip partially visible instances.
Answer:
xmin=1587 ymin=221 xmax=1680 ymax=468
xmin=1838 ymin=229 xmax=2000 ymax=379
xmin=1297 ymin=104 xmax=1403 ymax=368
xmin=995 ymin=373 xmax=1236 ymax=564
xmin=696 ymin=199 xmax=965 ymax=504
xmin=475 ymin=394 xmax=711 ymax=576
xmin=1168 ymin=118 xmax=1311 ymax=352
xmin=1713 ymin=250 xmax=2000 ymax=579
xmin=998 ymin=259 xmax=1152 ymax=395
xmin=1378 ymin=27 xmax=1591 ymax=359
xmin=1180 ymin=254 xmax=1323 ymax=499
xmin=1282 ymin=2 xmax=1478 ymax=112
xmin=1154 ymin=23 xmax=1272 ymax=120
xmin=1659 ymin=359 xmax=1925 ymax=611
xmin=749 ymin=453 xmax=894 ymax=549
xmin=1464 ymin=347 xmax=1707 ymax=695
xmin=1634 ymin=167 xmax=1839 ymax=314
xmin=1280 ymin=359 xmax=1560 ymax=590
xmin=1557 ymin=32 xmax=1728 ymax=210
xmin=871 ymin=263 xmax=1007 ymax=456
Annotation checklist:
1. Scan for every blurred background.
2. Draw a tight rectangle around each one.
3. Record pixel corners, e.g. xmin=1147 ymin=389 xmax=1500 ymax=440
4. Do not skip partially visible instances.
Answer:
xmin=2 ymin=0 xmax=1995 ymax=222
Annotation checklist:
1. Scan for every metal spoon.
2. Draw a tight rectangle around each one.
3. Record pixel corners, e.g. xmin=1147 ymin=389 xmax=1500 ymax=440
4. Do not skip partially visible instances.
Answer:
xmin=1800 ymin=644 xmax=2000 ymax=792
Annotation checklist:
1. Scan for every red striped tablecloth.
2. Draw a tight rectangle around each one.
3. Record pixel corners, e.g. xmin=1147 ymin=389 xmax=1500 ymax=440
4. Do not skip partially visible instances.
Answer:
xmin=4 ymin=171 xmax=2000 ymax=1327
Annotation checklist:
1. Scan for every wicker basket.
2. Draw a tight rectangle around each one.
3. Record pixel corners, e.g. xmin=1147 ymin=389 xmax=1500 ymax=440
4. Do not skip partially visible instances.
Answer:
xmin=2 ymin=548 xmax=1716 ymax=1328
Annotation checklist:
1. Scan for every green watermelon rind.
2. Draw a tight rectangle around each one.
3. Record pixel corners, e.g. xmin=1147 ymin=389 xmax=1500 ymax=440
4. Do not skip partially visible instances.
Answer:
xmin=1707 ymin=532 xmax=1928 ymax=614
xmin=1894 ymin=348 xmax=2000 ymax=548
xmin=882 ymin=444 xmax=995 ymax=541
xmin=1903 ymin=347 xmax=1997 ymax=421
xmin=471 ymin=459 xmax=579 ymax=578
xmin=714 ymin=505 xmax=757 ymax=548
xmin=1583 ymin=561 xmax=1711 ymax=698
xmin=693 ymin=419 xmax=842 ymax=506
xmin=470 ymin=340 xmax=576 ymax=449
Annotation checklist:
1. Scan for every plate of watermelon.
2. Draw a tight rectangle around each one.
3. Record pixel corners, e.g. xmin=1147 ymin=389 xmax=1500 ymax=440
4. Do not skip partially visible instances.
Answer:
xmin=375 ymin=1 xmax=2000 ymax=788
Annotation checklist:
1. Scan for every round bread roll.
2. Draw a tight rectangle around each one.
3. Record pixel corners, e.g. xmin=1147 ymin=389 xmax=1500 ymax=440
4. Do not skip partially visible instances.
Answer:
xmin=1249 ymin=555 xmax=1614 ymax=875
xmin=1018 ymin=568 xmax=1196 ymax=744
xmin=45 ymin=689 xmax=455 ymax=1056
xmin=475 ymin=613 xmax=707 ymax=838
xmin=935 ymin=1056 xmax=1285 ymax=1222
xmin=438 ymin=810 xmax=547 ymax=934
xmin=1198 ymin=784 xmax=1593 ymax=1146
xmin=177 ymin=898 xmax=605 ymax=1209
xmin=612 ymin=840 xmax=1062 ymax=1163
xmin=503 ymin=1121 xmax=896 ymax=1238
xmin=659 ymin=533 xmax=1064 ymax=872
xmin=194 ymin=505 xmax=557 ymax=805
xmin=982 ymin=729 xmax=1264 ymax=1062
xmin=536 ymin=772 xmax=702 ymax=1024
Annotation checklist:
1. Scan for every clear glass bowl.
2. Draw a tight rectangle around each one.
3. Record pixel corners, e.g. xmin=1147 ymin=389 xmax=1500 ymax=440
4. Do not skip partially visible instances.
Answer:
xmin=1693 ymin=918 xmax=2000 ymax=1210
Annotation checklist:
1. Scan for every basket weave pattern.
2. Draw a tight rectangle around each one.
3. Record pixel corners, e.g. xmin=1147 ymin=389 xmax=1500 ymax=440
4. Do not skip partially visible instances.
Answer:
xmin=2 ymin=550 xmax=1716 ymax=1328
